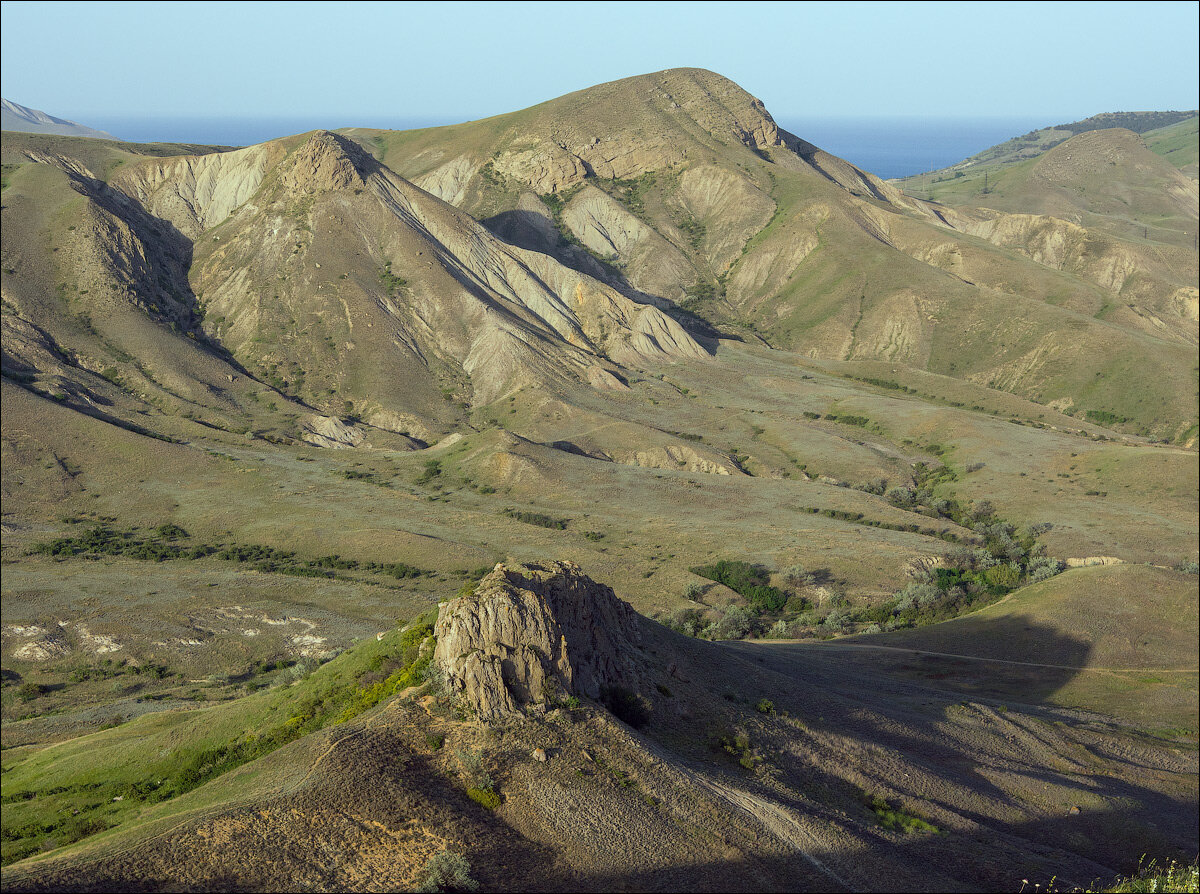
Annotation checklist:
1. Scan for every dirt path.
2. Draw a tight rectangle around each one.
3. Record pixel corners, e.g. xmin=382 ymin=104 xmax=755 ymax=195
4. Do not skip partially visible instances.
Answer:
xmin=629 ymin=729 xmax=857 ymax=892
xmin=692 ymin=776 xmax=856 ymax=892
xmin=746 ymin=639 xmax=1200 ymax=675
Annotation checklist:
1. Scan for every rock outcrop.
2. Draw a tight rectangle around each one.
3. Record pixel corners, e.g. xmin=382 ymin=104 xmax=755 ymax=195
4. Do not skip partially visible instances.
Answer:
xmin=433 ymin=561 xmax=644 ymax=721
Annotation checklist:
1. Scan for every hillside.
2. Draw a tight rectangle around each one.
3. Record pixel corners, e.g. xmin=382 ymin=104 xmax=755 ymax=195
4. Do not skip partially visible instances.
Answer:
xmin=1 ymin=99 xmax=113 ymax=140
xmin=349 ymin=70 xmax=1199 ymax=441
xmin=2 ymin=563 xmax=1195 ymax=891
xmin=904 ymin=110 xmax=1197 ymax=177
xmin=1145 ymin=115 xmax=1200 ymax=176
xmin=1 ymin=69 xmax=1197 ymax=891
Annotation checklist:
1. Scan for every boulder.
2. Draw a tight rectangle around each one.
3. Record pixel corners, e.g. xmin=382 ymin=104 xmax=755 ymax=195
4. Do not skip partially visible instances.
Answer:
xmin=433 ymin=561 xmax=644 ymax=722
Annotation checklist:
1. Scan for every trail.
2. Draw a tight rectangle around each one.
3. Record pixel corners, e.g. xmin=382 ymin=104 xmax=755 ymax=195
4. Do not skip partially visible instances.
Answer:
xmin=692 ymin=776 xmax=856 ymax=892
xmin=745 ymin=640 xmax=1200 ymax=675
xmin=631 ymin=731 xmax=857 ymax=892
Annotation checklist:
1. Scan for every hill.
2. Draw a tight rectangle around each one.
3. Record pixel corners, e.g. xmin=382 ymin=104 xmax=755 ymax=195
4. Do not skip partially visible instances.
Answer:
xmin=1 ymin=69 xmax=1197 ymax=890
xmin=348 ymin=70 xmax=1199 ymax=441
xmin=2 ymin=563 xmax=1195 ymax=891
xmin=899 ymin=110 xmax=1198 ymax=184
xmin=2 ymin=99 xmax=113 ymax=140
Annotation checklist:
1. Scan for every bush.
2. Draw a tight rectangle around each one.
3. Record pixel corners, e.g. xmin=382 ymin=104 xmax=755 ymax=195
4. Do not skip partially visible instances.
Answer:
xmin=503 ymin=508 xmax=568 ymax=529
xmin=466 ymin=787 xmax=501 ymax=810
xmin=414 ymin=850 xmax=479 ymax=893
xmin=781 ymin=564 xmax=814 ymax=592
xmin=455 ymin=749 xmax=493 ymax=791
xmin=983 ymin=563 xmax=1021 ymax=591
xmin=415 ymin=460 xmax=442 ymax=485
xmin=690 ymin=560 xmax=787 ymax=612
xmin=711 ymin=605 xmax=755 ymax=640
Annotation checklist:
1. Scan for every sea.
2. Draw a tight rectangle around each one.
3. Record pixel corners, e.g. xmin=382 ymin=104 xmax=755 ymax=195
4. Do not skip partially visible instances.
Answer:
xmin=781 ymin=116 xmax=1049 ymax=179
xmin=84 ymin=114 xmax=1051 ymax=181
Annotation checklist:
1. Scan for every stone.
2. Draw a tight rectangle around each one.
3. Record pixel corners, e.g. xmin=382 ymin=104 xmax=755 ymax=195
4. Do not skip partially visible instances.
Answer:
xmin=433 ymin=561 xmax=644 ymax=722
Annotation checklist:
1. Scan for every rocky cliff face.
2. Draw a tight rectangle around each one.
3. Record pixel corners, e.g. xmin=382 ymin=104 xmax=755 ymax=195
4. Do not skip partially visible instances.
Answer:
xmin=432 ymin=561 xmax=644 ymax=721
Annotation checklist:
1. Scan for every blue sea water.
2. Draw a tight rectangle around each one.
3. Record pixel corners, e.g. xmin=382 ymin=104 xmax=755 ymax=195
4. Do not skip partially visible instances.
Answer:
xmin=84 ymin=114 xmax=1050 ymax=181
xmin=780 ymin=116 xmax=1049 ymax=179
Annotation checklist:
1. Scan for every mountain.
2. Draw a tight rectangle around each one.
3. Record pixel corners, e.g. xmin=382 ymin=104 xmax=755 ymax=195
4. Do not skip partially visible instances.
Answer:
xmin=1 ymin=98 xmax=114 ymax=139
xmin=349 ymin=70 xmax=1198 ymax=442
xmin=1 ymin=70 xmax=1197 ymax=891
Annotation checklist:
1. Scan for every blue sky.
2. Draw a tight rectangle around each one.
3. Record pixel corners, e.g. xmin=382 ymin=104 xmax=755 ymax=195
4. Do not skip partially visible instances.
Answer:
xmin=2 ymin=0 xmax=1197 ymax=123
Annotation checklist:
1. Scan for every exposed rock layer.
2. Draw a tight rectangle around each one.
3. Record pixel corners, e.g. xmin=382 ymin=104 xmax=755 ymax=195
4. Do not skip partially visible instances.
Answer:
xmin=433 ymin=561 xmax=644 ymax=721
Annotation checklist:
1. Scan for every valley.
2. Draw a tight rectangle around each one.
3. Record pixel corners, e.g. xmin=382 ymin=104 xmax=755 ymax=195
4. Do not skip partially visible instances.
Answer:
xmin=1 ymin=68 xmax=1196 ymax=892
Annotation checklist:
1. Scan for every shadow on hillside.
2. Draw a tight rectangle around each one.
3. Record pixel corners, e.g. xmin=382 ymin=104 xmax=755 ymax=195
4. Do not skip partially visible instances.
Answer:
xmin=734 ymin=612 xmax=1097 ymax=711
xmin=547 ymin=614 xmax=1196 ymax=892
xmin=662 ymin=614 xmax=1190 ymax=880
xmin=526 ymin=798 xmax=1197 ymax=893
xmin=482 ymin=208 xmax=723 ymax=349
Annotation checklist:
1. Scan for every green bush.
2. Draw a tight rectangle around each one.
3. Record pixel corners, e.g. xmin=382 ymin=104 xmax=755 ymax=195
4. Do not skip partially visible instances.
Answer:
xmin=690 ymin=560 xmax=787 ymax=612
xmin=466 ymin=787 xmax=501 ymax=810
xmin=503 ymin=508 xmax=568 ymax=529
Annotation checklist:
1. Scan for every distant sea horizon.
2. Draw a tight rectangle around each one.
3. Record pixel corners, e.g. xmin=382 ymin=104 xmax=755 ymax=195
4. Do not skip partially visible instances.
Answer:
xmin=782 ymin=116 xmax=1050 ymax=179
xmin=79 ymin=113 xmax=1053 ymax=181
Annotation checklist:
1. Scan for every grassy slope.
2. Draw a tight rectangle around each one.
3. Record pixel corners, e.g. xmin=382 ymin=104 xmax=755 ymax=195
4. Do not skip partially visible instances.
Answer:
xmin=1 ymin=615 xmax=434 ymax=865
xmin=898 ymin=112 xmax=1199 ymax=189
xmin=1145 ymin=115 xmax=1200 ymax=176
xmin=855 ymin=564 xmax=1199 ymax=732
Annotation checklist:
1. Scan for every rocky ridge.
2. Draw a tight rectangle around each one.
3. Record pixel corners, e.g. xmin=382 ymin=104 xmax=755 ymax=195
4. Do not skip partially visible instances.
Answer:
xmin=433 ymin=561 xmax=645 ymax=721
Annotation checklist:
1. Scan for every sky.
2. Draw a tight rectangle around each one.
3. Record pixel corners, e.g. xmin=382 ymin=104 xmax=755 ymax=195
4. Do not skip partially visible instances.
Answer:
xmin=1 ymin=0 xmax=1197 ymax=126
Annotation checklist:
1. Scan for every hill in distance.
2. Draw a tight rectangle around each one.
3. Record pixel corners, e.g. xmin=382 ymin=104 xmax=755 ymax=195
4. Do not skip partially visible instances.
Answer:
xmin=906 ymin=109 xmax=1198 ymax=175
xmin=1 ymin=99 xmax=114 ymax=140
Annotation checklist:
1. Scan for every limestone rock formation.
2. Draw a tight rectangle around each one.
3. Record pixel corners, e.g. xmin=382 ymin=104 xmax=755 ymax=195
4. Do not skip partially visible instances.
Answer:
xmin=433 ymin=561 xmax=644 ymax=721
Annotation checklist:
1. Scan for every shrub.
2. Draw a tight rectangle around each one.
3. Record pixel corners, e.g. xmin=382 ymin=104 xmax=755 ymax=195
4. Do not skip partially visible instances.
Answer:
xmin=502 ymin=508 xmax=567 ymax=529
xmin=781 ymin=564 xmax=814 ymax=592
xmin=466 ymin=787 xmax=501 ymax=810
xmin=983 ymin=563 xmax=1021 ymax=591
xmin=864 ymin=794 xmax=940 ymax=834
xmin=712 ymin=605 xmax=755 ymax=640
xmin=414 ymin=850 xmax=479 ymax=893
xmin=455 ymin=749 xmax=494 ymax=791
xmin=690 ymin=560 xmax=787 ymax=612
xmin=415 ymin=460 xmax=442 ymax=485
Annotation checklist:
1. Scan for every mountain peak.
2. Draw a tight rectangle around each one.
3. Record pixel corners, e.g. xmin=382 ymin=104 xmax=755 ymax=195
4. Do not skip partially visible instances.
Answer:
xmin=280 ymin=130 xmax=371 ymax=194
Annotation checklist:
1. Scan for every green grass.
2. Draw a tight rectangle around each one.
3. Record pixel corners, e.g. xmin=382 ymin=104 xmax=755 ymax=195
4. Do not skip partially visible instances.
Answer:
xmin=1104 ymin=858 xmax=1199 ymax=893
xmin=862 ymin=793 xmax=940 ymax=834
xmin=0 ymin=611 xmax=437 ymax=866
